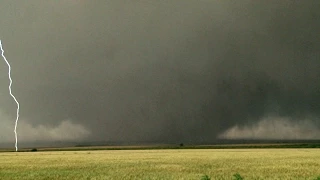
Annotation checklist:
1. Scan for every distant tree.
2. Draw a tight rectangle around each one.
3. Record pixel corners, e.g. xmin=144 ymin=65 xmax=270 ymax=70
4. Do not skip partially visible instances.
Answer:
xmin=31 ymin=148 xmax=37 ymax=152
xmin=179 ymin=143 xmax=184 ymax=147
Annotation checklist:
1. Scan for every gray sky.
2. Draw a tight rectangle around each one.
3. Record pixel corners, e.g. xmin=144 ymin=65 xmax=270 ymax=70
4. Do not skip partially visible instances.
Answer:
xmin=0 ymin=0 xmax=320 ymax=145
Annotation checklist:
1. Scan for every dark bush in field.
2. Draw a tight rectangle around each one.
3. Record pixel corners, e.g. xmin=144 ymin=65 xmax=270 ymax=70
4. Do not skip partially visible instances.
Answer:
xmin=233 ymin=173 xmax=244 ymax=180
xmin=201 ymin=174 xmax=211 ymax=180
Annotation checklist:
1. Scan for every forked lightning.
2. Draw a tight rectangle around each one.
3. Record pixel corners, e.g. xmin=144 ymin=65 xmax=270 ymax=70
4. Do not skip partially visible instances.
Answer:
xmin=0 ymin=40 xmax=20 ymax=152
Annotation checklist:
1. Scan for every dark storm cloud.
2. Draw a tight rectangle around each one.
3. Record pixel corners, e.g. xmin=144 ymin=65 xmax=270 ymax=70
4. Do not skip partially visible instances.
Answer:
xmin=0 ymin=0 xmax=319 ymax=143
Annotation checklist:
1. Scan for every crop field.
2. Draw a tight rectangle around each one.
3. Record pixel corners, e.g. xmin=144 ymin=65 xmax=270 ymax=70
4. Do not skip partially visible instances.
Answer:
xmin=1 ymin=149 xmax=320 ymax=179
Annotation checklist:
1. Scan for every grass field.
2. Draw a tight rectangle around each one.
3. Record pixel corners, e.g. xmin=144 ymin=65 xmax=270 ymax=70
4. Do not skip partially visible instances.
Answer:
xmin=1 ymin=149 xmax=320 ymax=179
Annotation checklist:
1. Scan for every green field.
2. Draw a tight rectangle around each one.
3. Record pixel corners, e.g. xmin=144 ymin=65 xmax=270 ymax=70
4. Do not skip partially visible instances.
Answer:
xmin=1 ymin=149 xmax=320 ymax=179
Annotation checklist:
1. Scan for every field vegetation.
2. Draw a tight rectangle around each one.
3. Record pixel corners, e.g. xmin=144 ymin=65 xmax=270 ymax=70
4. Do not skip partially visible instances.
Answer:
xmin=1 ymin=148 xmax=320 ymax=179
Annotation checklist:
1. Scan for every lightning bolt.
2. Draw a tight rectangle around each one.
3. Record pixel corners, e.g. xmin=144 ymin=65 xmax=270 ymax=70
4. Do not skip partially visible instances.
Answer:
xmin=0 ymin=40 xmax=20 ymax=152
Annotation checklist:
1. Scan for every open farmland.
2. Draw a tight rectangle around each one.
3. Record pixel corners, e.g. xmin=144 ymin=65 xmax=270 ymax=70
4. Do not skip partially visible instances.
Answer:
xmin=0 ymin=149 xmax=320 ymax=179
